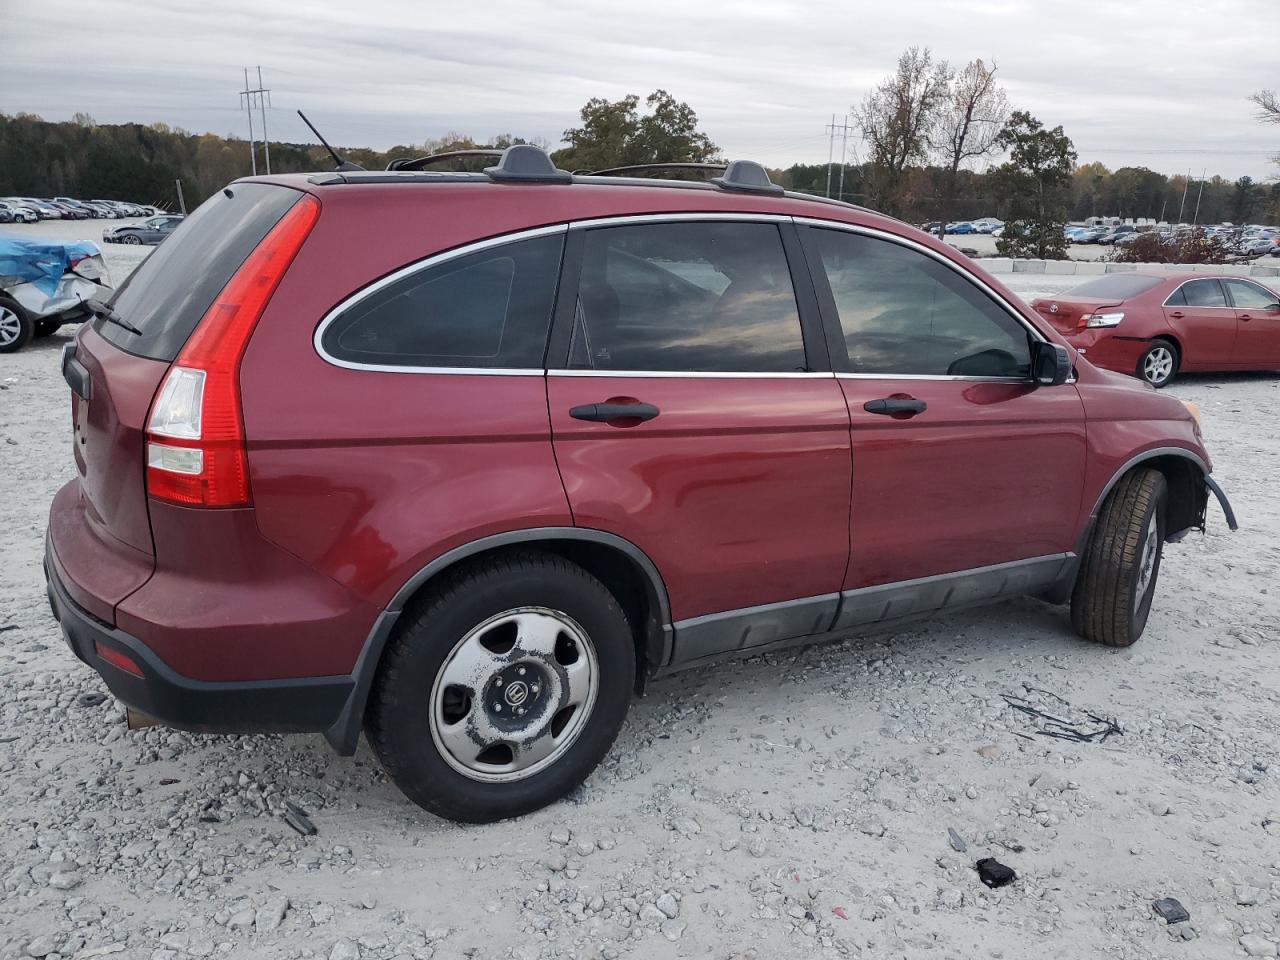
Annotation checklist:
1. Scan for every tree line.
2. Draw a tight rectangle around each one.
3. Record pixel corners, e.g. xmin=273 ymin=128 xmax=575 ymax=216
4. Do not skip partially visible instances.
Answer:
xmin=2 ymin=70 xmax=1276 ymax=240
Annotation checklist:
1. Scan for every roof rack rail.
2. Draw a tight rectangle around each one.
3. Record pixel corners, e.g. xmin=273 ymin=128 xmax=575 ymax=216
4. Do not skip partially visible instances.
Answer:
xmin=387 ymin=149 xmax=505 ymax=172
xmin=582 ymin=162 xmax=727 ymax=178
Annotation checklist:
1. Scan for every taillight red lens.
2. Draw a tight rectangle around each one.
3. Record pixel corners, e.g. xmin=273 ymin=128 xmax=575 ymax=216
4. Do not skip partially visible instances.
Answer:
xmin=95 ymin=642 xmax=144 ymax=678
xmin=145 ymin=193 xmax=320 ymax=507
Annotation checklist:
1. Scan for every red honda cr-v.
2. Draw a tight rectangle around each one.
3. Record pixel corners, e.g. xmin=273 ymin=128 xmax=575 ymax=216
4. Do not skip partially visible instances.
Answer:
xmin=45 ymin=147 xmax=1236 ymax=823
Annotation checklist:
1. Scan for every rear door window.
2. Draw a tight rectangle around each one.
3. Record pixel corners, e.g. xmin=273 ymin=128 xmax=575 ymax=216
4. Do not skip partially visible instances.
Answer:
xmin=102 ymin=183 xmax=303 ymax=360
xmin=811 ymin=227 xmax=1032 ymax=378
xmin=565 ymin=221 xmax=807 ymax=373
xmin=320 ymin=233 xmax=563 ymax=369
xmin=1176 ymin=279 xmax=1228 ymax=308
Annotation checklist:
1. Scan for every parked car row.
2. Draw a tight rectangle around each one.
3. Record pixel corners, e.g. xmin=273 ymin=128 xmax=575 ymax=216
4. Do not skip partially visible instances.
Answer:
xmin=0 ymin=196 xmax=163 ymax=223
xmin=919 ymin=218 xmax=1005 ymax=235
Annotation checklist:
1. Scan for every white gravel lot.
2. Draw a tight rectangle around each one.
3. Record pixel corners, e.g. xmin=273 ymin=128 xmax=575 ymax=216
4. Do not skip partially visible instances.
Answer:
xmin=1 ymin=221 xmax=1278 ymax=960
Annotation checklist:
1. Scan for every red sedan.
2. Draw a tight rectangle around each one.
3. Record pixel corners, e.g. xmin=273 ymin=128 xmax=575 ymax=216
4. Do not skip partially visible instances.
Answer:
xmin=1032 ymin=273 xmax=1280 ymax=386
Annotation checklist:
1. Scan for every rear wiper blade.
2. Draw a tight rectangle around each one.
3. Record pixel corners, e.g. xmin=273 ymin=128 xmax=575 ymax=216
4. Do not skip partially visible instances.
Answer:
xmin=85 ymin=298 xmax=142 ymax=336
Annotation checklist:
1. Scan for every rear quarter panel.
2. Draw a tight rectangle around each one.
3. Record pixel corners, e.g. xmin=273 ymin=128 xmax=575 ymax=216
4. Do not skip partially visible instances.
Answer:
xmin=240 ymin=192 xmax=572 ymax=609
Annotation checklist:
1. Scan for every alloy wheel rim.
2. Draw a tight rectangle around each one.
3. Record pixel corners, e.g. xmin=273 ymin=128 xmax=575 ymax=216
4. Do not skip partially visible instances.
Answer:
xmin=429 ymin=606 xmax=599 ymax=783
xmin=0 ymin=307 xmax=20 ymax=346
xmin=1135 ymin=510 xmax=1160 ymax=600
xmin=1143 ymin=347 xmax=1173 ymax=383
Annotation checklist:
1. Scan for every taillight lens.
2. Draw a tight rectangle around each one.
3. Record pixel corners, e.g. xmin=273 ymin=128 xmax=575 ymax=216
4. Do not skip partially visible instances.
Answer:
xmin=145 ymin=193 xmax=320 ymax=507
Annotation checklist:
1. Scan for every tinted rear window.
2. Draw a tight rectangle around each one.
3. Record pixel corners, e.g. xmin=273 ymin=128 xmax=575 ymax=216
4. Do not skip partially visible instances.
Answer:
xmin=99 ymin=183 xmax=301 ymax=360
xmin=1065 ymin=275 xmax=1163 ymax=299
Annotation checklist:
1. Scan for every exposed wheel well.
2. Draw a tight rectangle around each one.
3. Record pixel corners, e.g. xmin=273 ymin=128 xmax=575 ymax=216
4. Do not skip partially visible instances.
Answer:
xmin=1150 ymin=333 xmax=1181 ymax=360
xmin=1141 ymin=454 xmax=1206 ymax=537
xmin=392 ymin=538 xmax=667 ymax=693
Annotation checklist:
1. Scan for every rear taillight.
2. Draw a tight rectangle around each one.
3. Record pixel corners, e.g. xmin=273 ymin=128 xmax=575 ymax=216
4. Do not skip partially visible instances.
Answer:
xmin=145 ymin=194 xmax=320 ymax=507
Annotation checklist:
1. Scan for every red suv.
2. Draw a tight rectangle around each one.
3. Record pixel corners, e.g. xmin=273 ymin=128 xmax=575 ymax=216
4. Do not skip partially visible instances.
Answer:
xmin=45 ymin=148 xmax=1236 ymax=823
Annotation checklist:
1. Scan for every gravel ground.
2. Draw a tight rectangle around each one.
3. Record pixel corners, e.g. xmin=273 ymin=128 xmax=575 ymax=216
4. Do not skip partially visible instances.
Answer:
xmin=2 ymin=222 xmax=1279 ymax=960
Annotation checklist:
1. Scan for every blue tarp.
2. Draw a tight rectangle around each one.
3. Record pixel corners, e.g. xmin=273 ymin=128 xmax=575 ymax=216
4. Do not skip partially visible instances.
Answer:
xmin=0 ymin=237 xmax=101 ymax=297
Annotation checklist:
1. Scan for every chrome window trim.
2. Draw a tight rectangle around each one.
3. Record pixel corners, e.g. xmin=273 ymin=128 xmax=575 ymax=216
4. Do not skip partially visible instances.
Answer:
xmin=550 ymin=369 xmax=833 ymax=380
xmin=836 ymin=372 xmax=1029 ymax=383
xmin=568 ymin=212 xmax=791 ymax=230
xmin=792 ymin=216 xmax=1047 ymax=344
xmin=313 ymin=223 xmax=569 ymax=374
xmin=1161 ymin=277 xmax=1232 ymax=309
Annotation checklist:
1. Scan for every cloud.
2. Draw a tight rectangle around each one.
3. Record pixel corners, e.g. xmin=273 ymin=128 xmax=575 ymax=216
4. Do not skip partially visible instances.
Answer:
xmin=2 ymin=0 xmax=1274 ymax=178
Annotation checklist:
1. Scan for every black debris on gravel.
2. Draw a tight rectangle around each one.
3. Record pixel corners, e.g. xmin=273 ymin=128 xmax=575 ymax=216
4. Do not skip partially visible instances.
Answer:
xmin=1152 ymin=898 xmax=1190 ymax=924
xmin=1002 ymin=685 xmax=1123 ymax=744
xmin=976 ymin=858 xmax=1017 ymax=889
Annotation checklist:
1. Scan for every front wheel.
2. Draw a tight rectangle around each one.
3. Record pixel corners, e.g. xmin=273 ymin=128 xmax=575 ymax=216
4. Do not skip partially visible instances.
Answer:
xmin=1137 ymin=339 xmax=1178 ymax=387
xmin=1071 ymin=468 xmax=1168 ymax=647
xmin=366 ymin=551 xmax=635 ymax=823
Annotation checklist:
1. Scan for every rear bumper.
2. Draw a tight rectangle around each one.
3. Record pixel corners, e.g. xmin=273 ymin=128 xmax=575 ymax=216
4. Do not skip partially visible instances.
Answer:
xmin=45 ymin=535 xmax=354 ymax=736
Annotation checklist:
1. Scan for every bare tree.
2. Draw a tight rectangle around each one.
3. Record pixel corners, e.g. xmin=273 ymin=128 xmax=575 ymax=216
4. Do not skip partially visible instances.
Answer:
xmin=1252 ymin=90 xmax=1279 ymax=166
xmin=934 ymin=59 xmax=1008 ymax=238
xmin=853 ymin=46 xmax=952 ymax=217
xmin=1251 ymin=89 xmax=1279 ymax=123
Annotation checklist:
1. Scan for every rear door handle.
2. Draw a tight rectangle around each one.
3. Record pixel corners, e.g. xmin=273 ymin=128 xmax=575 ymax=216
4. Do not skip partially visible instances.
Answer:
xmin=863 ymin=397 xmax=926 ymax=416
xmin=570 ymin=402 xmax=660 ymax=424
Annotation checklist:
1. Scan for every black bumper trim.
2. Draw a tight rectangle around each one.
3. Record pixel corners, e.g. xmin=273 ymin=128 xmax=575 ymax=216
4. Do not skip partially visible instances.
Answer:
xmin=44 ymin=541 xmax=354 ymax=736
xmin=1205 ymin=475 xmax=1238 ymax=531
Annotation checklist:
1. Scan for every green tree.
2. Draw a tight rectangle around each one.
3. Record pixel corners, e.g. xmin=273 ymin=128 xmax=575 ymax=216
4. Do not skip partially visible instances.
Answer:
xmin=551 ymin=90 xmax=718 ymax=172
xmin=990 ymin=111 xmax=1076 ymax=258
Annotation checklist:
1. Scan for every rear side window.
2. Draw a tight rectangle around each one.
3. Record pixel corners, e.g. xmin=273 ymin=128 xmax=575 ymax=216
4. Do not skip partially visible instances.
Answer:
xmin=812 ymin=228 xmax=1031 ymax=378
xmin=1171 ymin=279 xmax=1227 ymax=308
xmin=320 ymin=234 xmax=563 ymax=369
xmin=565 ymin=221 xmax=806 ymax=373
xmin=1066 ymin=275 xmax=1163 ymax=299
xmin=102 ymin=183 xmax=302 ymax=360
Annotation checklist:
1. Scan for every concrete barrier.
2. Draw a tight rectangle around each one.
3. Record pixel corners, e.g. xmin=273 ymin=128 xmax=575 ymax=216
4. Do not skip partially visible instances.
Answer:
xmin=973 ymin=257 xmax=1280 ymax=280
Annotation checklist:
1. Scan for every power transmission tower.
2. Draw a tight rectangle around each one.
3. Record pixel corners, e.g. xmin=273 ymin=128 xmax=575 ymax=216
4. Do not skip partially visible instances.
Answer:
xmin=825 ymin=115 xmax=853 ymax=200
xmin=239 ymin=67 xmax=273 ymax=175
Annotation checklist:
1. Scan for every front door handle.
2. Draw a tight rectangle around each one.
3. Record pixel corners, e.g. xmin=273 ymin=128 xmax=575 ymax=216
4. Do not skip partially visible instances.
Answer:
xmin=863 ymin=397 xmax=927 ymax=417
xmin=1169 ymin=311 xmax=1185 ymax=319
xmin=1239 ymin=314 xmax=1253 ymax=321
xmin=570 ymin=401 xmax=660 ymax=424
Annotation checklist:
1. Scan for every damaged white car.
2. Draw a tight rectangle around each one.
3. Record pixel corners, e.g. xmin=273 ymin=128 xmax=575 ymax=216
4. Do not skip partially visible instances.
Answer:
xmin=0 ymin=238 xmax=113 ymax=352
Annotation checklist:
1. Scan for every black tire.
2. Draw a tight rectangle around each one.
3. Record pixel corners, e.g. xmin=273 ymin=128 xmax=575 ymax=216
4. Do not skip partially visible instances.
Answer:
xmin=1137 ymin=339 xmax=1179 ymax=388
xmin=366 ymin=551 xmax=635 ymax=823
xmin=34 ymin=319 xmax=62 ymax=338
xmin=1071 ymin=468 xmax=1168 ymax=647
xmin=0 ymin=297 xmax=34 ymax=354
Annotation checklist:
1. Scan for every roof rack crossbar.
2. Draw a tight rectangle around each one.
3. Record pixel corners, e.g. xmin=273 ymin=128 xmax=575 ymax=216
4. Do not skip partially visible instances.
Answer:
xmin=581 ymin=162 xmax=729 ymax=178
xmin=387 ymin=149 xmax=506 ymax=172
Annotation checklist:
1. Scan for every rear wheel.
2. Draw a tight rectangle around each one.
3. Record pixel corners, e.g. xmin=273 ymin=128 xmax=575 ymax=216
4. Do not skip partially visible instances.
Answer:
xmin=0 ymin=298 xmax=33 ymax=353
xmin=366 ymin=551 xmax=635 ymax=823
xmin=1071 ymin=468 xmax=1168 ymax=647
xmin=1137 ymin=339 xmax=1178 ymax=387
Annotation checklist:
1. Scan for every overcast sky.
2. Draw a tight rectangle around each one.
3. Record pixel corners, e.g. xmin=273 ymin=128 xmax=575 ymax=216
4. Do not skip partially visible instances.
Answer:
xmin=4 ymin=0 xmax=1276 ymax=180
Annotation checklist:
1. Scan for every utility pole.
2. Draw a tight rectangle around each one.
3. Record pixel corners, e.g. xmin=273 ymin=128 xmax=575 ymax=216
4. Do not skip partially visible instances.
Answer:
xmin=825 ymin=114 xmax=835 ymax=198
xmin=1176 ymin=168 xmax=1190 ymax=226
xmin=257 ymin=66 xmax=272 ymax=174
xmin=1192 ymin=167 xmax=1206 ymax=225
xmin=240 ymin=68 xmax=257 ymax=176
xmin=825 ymin=114 xmax=853 ymax=200
xmin=174 ymin=179 xmax=186 ymax=215
xmin=238 ymin=67 xmax=273 ymax=175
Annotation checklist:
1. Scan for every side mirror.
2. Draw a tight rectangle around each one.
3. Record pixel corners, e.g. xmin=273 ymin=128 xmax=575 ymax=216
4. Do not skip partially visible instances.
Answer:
xmin=1266 ymin=302 xmax=1280 ymax=313
xmin=1032 ymin=341 xmax=1072 ymax=386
